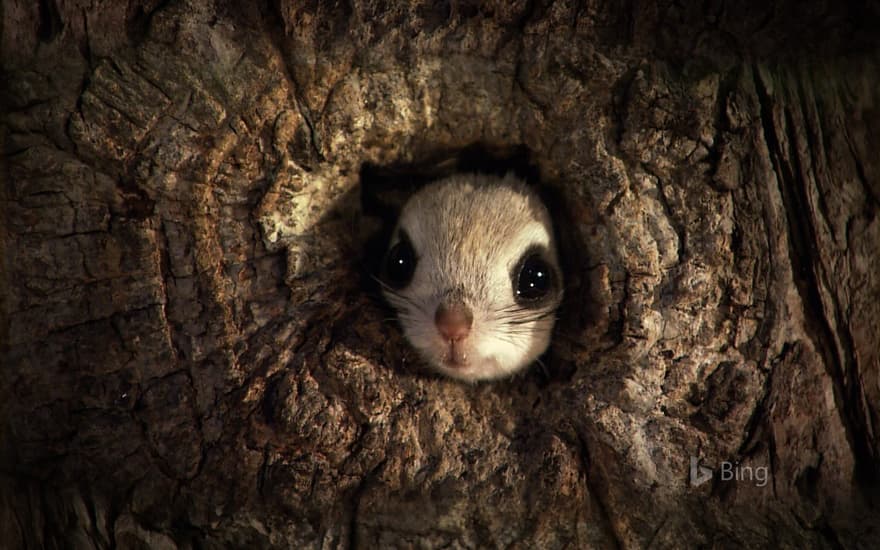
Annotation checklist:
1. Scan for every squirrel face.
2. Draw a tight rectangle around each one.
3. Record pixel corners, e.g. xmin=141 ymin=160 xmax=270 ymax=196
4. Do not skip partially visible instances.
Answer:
xmin=380 ymin=173 xmax=562 ymax=381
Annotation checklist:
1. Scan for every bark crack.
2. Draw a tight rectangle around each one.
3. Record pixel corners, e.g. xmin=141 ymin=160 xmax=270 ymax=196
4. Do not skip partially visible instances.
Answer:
xmin=575 ymin=430 xmax=623 ymax=550
xmin=752 ymin=64 xmax=877 ymax=488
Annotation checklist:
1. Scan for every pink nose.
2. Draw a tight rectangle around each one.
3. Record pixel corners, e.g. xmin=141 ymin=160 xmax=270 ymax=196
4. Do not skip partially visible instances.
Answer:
xmin=435 ymin=303 xmax=473 ymax=342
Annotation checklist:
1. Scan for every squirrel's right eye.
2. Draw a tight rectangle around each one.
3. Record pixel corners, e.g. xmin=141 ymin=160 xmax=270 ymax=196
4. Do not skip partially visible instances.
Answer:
xmin=383 ymin=232 xmax=416 ymax=289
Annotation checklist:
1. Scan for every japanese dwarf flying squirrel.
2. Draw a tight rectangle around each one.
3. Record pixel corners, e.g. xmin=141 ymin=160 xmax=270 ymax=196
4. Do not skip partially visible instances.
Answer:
xmin=379 ymin=172 xmax=563 ymax=382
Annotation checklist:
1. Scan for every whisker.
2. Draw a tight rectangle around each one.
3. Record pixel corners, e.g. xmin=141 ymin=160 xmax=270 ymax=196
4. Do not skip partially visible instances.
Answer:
xmin=372 ymin=275 xmax=414 ymax=300
xmin=491 ymin=291 xmax=564 ymax=315
xmin=494 ymin=316 xmax=553 ymax=327
xmin=505 ymin=313 xmax=558 ymax=325
xmin=490 ymin=305 xmax=561 ymax=319
xmin=377 ymin=281 xmax=427 ymax=316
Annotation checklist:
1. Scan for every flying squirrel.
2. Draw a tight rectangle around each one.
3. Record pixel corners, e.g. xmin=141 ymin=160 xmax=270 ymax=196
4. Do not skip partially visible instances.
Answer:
xmin=379 ymin=172 xmax=563 ymax=382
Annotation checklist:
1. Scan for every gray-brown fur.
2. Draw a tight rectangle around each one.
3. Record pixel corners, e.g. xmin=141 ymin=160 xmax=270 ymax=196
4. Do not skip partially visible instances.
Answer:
xmin=382 ymin=173 xmax=563 ymax=381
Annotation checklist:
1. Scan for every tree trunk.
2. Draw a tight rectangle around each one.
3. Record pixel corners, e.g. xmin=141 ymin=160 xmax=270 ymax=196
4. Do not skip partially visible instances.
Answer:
xmin=2 ymin=1 xmax=878 ymax=548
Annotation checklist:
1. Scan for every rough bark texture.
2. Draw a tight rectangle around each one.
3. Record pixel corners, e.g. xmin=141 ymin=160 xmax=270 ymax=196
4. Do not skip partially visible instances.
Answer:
xmin=1 ymin=1 xmax=879 ymax=548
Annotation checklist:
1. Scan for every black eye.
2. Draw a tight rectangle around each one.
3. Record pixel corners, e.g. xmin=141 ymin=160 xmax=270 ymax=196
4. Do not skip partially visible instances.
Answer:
xmin=383 ymin=231 xmax=417 ymax=289
xmin=514 ymin=253 xmax=555 ymax=303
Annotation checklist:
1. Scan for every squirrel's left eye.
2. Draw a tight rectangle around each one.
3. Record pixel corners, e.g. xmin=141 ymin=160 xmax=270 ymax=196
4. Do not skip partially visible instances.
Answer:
xmin=514 ymin=253 xmax=555 ymax=303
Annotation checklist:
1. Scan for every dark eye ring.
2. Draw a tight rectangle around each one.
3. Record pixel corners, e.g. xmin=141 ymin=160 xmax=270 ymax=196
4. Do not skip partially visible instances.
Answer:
xmin=514 ymin=252 xmax=556 ymax=304
xmin=383 ymin=231 xmax=417 ymax=289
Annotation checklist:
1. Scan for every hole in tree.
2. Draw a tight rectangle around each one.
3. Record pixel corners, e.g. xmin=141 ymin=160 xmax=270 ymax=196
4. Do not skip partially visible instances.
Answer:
xmin=358 ymin=143 xmax=588 ymax=382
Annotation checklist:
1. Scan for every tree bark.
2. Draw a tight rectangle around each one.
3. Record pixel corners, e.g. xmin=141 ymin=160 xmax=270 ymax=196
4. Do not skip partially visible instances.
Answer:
xmin=2 ymin=1 xmax=878 ymax=548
